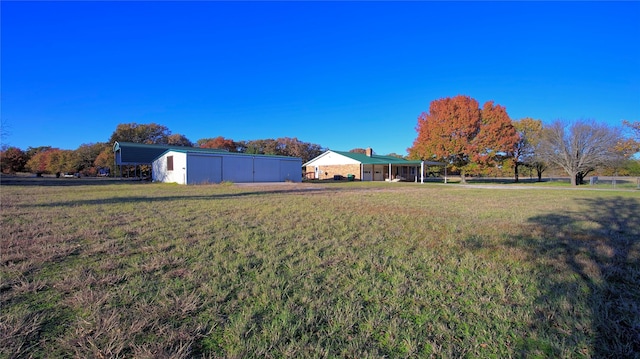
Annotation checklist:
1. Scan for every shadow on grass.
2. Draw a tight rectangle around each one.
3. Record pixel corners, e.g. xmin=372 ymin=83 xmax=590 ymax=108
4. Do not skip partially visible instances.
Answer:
xmin=17 ymin=186 xmax=372 ymax=208
xmin=512 ymin=196 xmax=640 ymax=357
xmin=0 ymin=176 xmax=143 ymax=187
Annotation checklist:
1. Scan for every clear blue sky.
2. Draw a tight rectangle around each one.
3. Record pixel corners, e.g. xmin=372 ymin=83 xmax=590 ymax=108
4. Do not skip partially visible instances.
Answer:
xmin=2 ymin=1 xmax=639 ymax=156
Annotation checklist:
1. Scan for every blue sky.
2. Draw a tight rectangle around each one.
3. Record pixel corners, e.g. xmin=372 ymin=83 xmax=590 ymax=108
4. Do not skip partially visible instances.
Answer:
xmin=2 ymin=1 xmax=639 ymax=156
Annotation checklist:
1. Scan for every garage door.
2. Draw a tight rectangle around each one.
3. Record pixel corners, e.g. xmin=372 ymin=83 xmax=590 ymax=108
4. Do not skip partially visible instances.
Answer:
xmin=254 ymin=157 xmax=280 ymax=182
xmin=187 ymin=155 xmax=222 ymax=184
xmin=222 ymin=156 xmax=253 ymax=182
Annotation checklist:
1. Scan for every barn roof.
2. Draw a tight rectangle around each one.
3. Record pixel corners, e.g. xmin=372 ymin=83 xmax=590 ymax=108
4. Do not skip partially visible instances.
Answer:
xmin=331 ymin=150 xmax=422 ymax=165
xmin=303 ymin=150 xmax=445 ymax=167
xmin=157 ymin=147 xmax=301 ymax=160
xmin=113 ymin=142 xmax=227 ymax=165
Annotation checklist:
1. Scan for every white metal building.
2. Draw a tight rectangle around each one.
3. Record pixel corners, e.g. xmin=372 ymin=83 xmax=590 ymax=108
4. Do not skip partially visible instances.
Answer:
xmin=152 ymin=148 xmax=302 ymax=185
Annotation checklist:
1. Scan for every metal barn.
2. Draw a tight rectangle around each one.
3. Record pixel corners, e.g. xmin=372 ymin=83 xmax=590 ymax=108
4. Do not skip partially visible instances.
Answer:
xmin=152 ymin=149 xmax=302 ymax=185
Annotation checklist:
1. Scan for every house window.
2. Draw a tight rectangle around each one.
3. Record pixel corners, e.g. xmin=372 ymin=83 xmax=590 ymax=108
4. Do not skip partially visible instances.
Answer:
xmin=167 ymin=156 xmax=174 ymax=171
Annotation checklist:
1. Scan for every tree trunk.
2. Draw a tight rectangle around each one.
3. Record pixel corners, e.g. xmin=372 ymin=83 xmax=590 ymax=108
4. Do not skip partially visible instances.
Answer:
xmin=570 ymin=172 xmax=578 ymax=186
xmin=460 ymin=168 xmax=467 ymax=184
xmin=514 ymin=162 xmax=520 ymax=183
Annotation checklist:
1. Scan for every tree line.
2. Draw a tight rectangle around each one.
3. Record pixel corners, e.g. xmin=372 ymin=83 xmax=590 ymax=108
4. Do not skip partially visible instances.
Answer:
xmin=408 ymin=95 xmax=639 ymax=185
xmin=2 ymin=100 xmax=638 ymax=185
xmin=0 ymin=123 xmax=326 ymax=177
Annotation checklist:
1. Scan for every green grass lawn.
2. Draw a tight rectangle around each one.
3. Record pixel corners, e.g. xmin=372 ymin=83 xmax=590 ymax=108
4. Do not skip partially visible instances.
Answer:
xmin=1 ymin=179 xmax=638 ymax=358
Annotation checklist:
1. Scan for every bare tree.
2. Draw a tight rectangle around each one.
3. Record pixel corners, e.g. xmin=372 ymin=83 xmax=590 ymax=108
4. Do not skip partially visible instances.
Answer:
xmin=537 ymin=120 xmax=624 ymax=185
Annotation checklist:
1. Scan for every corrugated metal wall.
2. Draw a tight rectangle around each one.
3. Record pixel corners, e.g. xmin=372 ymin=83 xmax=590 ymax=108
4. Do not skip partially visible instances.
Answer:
xmin=155 ymin=151 xmax=302 ymax=184
xmin=187 ymin=155 xmax=222 ymax=184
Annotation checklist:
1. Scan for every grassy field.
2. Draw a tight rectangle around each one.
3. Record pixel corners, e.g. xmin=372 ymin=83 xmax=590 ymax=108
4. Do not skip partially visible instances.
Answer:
xmin=1 ymin=178 xmax=638 ymax=358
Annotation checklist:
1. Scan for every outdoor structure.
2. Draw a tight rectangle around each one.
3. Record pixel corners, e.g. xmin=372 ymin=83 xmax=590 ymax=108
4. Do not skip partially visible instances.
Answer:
xmin=152 ymin=148 xmax=302 ymax=184
xmin=113 ymin=142 xmax=302 ymax=184
xmin=113 ymin=142 xmax=196 ymax=178
xmin=303 ymin=148 xmax=444 ymax=182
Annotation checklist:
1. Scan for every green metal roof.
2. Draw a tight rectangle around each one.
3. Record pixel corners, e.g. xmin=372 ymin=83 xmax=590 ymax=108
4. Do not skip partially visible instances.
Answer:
xmin=113 ymin=142 xmax=227 ymax=165
xmin=160 ymin=147 xmax=300 ymax=160
xmin=332 ymin=151 xmax=423 ymax=165
xmin=113 ymin=141 xmax=302 ymax=165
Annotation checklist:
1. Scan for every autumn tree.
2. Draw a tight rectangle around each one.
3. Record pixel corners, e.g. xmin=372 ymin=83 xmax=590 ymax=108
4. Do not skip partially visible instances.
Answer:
xmin=408 ymin=95 xmax=517 ymax=183
xmin=26 ymin=148 xmax=56 ymax=174
xmin=94 ymin=147 xmax=114 ymax=174
xmin=73 ymin=143 xmax=109 ymax=175
xmin=537 ymin=120 xmax=624 ymax=185
xmin=275 ymin=137 xmax=324 ymax=163
xmin=617 ymin=120 xmax=640 ymax=157
xmin=409 ymin=95 xmax=480 ymax=183
xmin=167 ymin=134 xmax=193 ymax=147
xmin=47 ymin=149 xmax=75 ymax=174
xmin=198 ymin=137 xmax=238 ymax=151
xmin=0 ymin=147 xmax=27 ymax=173
xmin=475 ymin=101 xmax=518 ymax=171
xmin=24 ymin=147 xmax=52 ymax=174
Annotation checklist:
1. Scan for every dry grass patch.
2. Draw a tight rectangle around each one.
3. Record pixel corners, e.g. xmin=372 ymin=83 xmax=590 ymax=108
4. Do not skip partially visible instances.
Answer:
xmin=1 ymin=179 xmax=638 ymax=357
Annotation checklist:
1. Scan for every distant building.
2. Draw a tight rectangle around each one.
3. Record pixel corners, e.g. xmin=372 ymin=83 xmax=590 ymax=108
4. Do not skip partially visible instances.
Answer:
xmin=303 ymin=147 xmax=444 ymax=181
xmin=113 ymin=142 xmax=302 ymax=184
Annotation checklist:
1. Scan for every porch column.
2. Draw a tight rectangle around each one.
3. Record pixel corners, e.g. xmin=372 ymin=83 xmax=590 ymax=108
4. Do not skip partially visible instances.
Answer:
xmin=388 ymin=163 xmax=392 ymax=180
xmin=421 ymin=161 xmax=424 ymax=184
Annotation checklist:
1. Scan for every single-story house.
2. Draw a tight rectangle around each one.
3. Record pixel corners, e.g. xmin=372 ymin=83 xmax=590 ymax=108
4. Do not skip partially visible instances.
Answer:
xmin=113 ymin=142 xmax=302 ymax=184
xmin=152 ymin=147 xmax=302 ymax=184
xmin=303 ymin=148 xmax=444 ymax=182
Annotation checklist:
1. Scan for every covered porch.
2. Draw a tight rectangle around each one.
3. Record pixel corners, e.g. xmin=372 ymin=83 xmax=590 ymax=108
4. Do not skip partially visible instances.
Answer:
xmin=360 ymin=160 xmax=446 ymax=182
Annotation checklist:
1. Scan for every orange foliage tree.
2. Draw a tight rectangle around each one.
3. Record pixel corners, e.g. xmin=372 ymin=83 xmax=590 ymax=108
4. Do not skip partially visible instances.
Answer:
xmin=198 ymin=136 xmax=238 ymax=152
xmin=409 ymin=95 xmax=518 ymax=183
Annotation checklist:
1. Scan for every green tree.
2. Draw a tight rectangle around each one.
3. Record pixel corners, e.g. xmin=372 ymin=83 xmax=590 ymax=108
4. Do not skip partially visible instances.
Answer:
xmin=26 ymin=146 xmax=52 ymax=159
xmin=512 ymin=118 xmax=543 ymax=182
xmin=73 ymin=143 xmax=109 ymax=175
xmin=243 ymin=139 xmax=280 ymax=155
xmin=108 ymin=123 xmax=172 ymax=144
xmin=47 ymin=149 xmax=75 ymax=174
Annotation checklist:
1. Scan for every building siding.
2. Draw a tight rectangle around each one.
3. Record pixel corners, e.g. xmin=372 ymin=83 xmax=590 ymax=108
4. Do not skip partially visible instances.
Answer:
xmin=306 ymin=164 xmax=361 ymax=180
xmin=153 ymin=150 xmax=302 ymax=184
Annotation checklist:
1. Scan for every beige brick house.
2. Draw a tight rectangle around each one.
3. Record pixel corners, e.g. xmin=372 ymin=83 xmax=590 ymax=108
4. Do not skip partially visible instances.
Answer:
xmin=303 ymin=148 xmax=444 ymax=182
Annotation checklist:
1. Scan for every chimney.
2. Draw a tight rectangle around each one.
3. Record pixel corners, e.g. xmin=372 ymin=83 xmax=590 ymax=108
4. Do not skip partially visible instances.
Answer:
xmin=365 ymin=147 xmax=373 ymax=157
